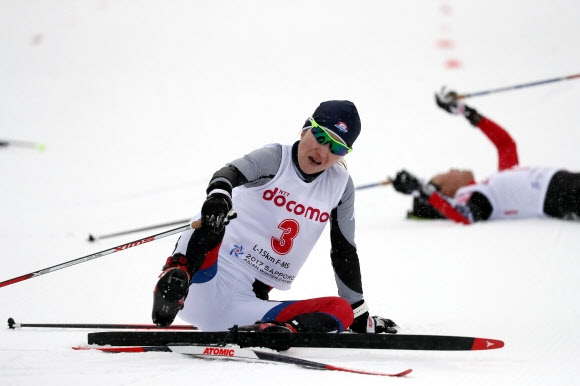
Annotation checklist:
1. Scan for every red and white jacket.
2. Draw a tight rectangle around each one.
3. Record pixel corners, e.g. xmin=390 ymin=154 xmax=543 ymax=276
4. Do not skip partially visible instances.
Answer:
xmin=427 ymin=117 xmax=559 ymax=224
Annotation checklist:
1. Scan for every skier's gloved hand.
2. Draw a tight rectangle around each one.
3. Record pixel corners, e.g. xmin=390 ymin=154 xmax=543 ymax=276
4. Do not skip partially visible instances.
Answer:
xmin=392 ymin=170 xmax=422 ymax=195
xmin=372 ymin=316 xmax=399 ymax=334
xmin=435 ymin=86 xmax=482 ymax=126
xmin=393 ymin=170 xmax=437 ymax=199
xmin=435 ymin=86 xmax=462 ymax=114
xmin=201 ymin=189 xmax=236 ymax=234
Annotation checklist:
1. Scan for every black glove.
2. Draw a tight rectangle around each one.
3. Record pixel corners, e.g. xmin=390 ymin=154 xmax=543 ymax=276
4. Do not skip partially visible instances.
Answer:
xmin=435 ymin=87 xmax=482 ymax=126
xmin=435 ymin=86 xmax=461 ymax=114
xmin=201 ymin=190 xmax=235 ymax=233
xmin=392 ymin=170 xmax=421 ymax=195
xmin=372 ymin=316 xmax=399 ymax=334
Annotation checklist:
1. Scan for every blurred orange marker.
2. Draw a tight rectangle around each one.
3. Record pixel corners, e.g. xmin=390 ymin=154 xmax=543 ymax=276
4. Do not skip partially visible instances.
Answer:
xmin=437 ymin=39 xmax=455 ymax=49
xmin=445 ymin=59 xmax=462 ymax=69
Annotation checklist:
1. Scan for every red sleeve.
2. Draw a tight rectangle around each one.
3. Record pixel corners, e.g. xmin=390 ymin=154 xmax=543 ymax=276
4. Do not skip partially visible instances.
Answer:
xmin=427 ymin=193 xmax=471 ymax=224
xmin=476 ymin=117 xmax=519 ymax=171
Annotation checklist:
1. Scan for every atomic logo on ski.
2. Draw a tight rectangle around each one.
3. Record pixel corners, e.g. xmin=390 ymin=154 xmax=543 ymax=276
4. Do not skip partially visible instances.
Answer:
xmin=202 ymin=347 xmax=235 ymax=357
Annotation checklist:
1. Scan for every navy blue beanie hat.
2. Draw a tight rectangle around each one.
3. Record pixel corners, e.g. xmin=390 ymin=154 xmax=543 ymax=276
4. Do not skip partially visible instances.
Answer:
xmin=303 ymin=100 xmax=361 ymax=148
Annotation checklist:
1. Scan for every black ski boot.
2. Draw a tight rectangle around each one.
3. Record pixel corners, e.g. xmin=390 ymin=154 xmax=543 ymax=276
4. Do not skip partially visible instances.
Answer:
xmin=236 ymin=321 xmax=299 ymax=351
xmin=152 ymin=256 xmax=191 ymax=327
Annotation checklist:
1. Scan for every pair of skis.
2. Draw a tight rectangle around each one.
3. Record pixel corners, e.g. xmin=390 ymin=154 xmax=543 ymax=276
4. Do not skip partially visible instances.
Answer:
xmin=75 ymin=327 xmax=505 ymax=377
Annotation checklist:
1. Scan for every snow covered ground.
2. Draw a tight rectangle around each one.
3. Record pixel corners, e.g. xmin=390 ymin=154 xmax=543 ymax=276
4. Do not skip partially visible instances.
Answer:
xmin=1 ymin=1 xmax=580 ymax=385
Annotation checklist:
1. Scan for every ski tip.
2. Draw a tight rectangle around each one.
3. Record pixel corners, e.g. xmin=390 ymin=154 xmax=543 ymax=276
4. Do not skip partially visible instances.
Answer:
xmin=326 ymin=365 xmax=413 ymax=377
xmin=393 ymin=368 xmax=413 ymax=377
xmin=87 ymin=234 xmax=96 ymax=242
xmin=471 ymin=337 xmax=504 ymax=350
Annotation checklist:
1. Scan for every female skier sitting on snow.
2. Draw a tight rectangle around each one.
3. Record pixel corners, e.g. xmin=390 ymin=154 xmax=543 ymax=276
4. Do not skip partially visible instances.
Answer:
xmin=152 ymin=100 xmax=398 ymax=336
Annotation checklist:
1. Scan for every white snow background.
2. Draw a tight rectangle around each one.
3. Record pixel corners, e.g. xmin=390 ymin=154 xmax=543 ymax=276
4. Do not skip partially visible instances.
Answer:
xmin=1 ymin=1 xmax=580 ymax=385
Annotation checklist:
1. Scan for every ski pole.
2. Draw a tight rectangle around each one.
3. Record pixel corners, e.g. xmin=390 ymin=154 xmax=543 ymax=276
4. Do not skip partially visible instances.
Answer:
xmin=0 ymin=219 xmax=201 ymax=289
xmin=0 ymin=139 xmax=46 ymax=152
xmin=355 ymin=179 xmax=392 ymax=190
xmin=88 ymin=219 xmax=191 ymax=242
xmin=455 ymin=73 xmax=580 ymax=100
xmin=87 ymin=181 xmax=391 ymax=244
xmin=7 ymin=317 xmax=197 ymax=330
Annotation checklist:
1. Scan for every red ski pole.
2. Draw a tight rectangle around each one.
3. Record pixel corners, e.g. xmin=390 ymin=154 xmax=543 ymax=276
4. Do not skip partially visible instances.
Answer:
xmin=0 ymin=220 xmax=201 ymax=289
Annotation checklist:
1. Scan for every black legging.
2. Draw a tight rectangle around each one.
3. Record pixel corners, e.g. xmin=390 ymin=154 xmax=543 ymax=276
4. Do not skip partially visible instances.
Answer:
xmin=543 ymin=171 xmax=580 ymax=219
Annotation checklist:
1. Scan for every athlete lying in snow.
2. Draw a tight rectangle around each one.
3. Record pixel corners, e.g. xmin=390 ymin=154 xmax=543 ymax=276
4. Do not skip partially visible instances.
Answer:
xmin=392 ymin=88 xmax=580 ymax=224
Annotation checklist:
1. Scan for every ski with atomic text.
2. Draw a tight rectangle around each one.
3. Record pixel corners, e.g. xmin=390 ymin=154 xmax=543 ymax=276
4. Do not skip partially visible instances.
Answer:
xmin=73 ymin=344 xmax=412 ymax=377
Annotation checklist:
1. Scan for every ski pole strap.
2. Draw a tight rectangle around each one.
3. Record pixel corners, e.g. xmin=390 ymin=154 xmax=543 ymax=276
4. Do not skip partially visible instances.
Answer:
xmin=207 ymin=188 xmax=232 ymax=199
xmin=352 ymin=300 xmax=369 ymax=318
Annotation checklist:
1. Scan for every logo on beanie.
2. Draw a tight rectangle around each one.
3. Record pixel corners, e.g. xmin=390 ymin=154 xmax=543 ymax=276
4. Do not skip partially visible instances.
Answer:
xmin=334 ymin=121 xmax=348 ymax=133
